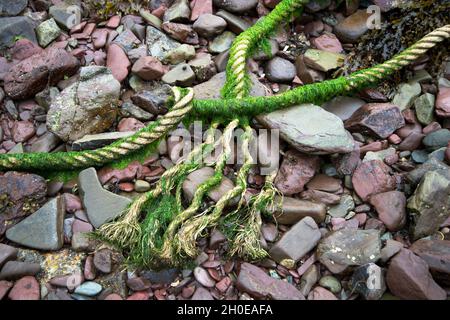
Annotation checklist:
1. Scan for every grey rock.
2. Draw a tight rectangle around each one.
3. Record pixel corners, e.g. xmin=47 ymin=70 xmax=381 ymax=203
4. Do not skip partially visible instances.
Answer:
xmin=327 ymin=194 xmax=355 ymax=218
xmin=47 ymin=66 xmax=121 ymax=142
xmin=163 ymin=44 xmax=196 ymax=64
xmin=322 ymin=96 xmax=366 ymax=121
xmin=208 ymin=31 xmax=235 ymax=54
xmin=265 ymin=57 xmax=296 ymax=83
xmin=253 ymin=39 xmax=278 ymax=61
xmin=131 ymin=86 xmax=172 ymax=114
xmin=0 ymin=261 xmax=41 ymax=280
xmin=36 ymin=18 xmax=61 ymax=47
xmin=134 ymin=180 xmax=151 ymax=192
xmin=269 ymin=217 xmax=321 ymax=264
xmin=193 ymin=14 xmax=227 ymax=38
xmin=78 ymin=167 xmax=132 ymax=228
xmin=258 ymin=104 xmax=355 ymax=155
xmin=6 ymin=196 xmax=65 ymax=251
xmin=299 ymin=265 xmax=318 ymax=296
xmin=407 ymin=170 xmax=450 ymax=240
xmin=188 ymin=53 xmax=217 ymax=82
xmin=49 ymin=3 xmax=81 ymax=30
xmin=72 ymin=132 xmax=134 ymax=151
xmin=349 ymin=263 xmax=386 ymax=300
xmin=411 ymin=150 xmax=429 ymax=164
xmin=194 ymin=72 xmax=267 ymax=99
xmin=0 ymin=244 xmax=18 ymax=269
xmin=141 ymin=269 xmax=179 ymax=284
xmin=162 ymin=63 xmax=196 ymax=87
xmin=0 ymin=0 xmax=27 ymax=17
xmin=28 ymin=132 xmax=61 ymax=153
xmin=163 ymin=0 xmax=190 ymax=23
xmin=334 ymin=10 xmax=371 ymax=43
xmin=317 ymin=228 xmax=381 ymax=273
xmin=112 ymin=29 xmax=141 ymax=53
xmin=121 ymin=102 xmax=154 ymax=121
xmin=318 ymin=275 xmax=341 ymax=294
xmin=35 ymin=87 xmax=60 ymax=109
xmin=213 ymin=0 xmax=258 ymax=14
xmin=392 ymin=81 xmax=421 ymax=111
xmin=0 ymin=17 xmax=37 ymax=48
xmin=423 ymin=129 xmax=450 ymax=151
xmin=407 ymin=158 xmax=450 ymax=186
xmin=216 ymin=10 xmax=251 ymax=34
xmin=146 ymin=25 xmax=180 ymax=60
xmin=415 ymin=93 xmax=435 ymax=125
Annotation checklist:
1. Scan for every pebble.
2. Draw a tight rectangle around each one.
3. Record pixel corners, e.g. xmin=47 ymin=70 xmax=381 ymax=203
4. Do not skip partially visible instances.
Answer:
xmin=8 ymin=276 xmax=40 ymax=300
xmin=74 ymin=281 xmax=103 ymax=297
xmin=208 ymin=31 xmax=235 ymax=54
xmin=318 ymin=275 xmax=341 ymax=294
xmin=193 ymin=14 xmax=227 ymax=38
xmin=194 ymin=267 xmax=216 ymax=288
xmin=134 ymin=180 xmax=151 ymax=192
xmin=369 ymin=191 xmax=406 ymax=232
xmin=349 ymin=263 xmax=386 ymax=300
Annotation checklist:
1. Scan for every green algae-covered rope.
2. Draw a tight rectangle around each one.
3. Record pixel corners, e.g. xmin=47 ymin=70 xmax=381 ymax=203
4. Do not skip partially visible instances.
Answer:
xmin=0 ymin=87 xmax=194 ymax=171
xmin=223 ymin=0 xmax=309 ymax=99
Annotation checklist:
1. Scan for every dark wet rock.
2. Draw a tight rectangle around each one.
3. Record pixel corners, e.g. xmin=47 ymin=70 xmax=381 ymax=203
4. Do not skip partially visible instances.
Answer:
xmin=407 ymin=170 xmax=450 ymax=240
xmin=269 ymin=217 xmax=321 ymax=264
xmin=236 ymin=263 xmax=304 ymax=300
xmin=344 ymin=103 xmax=405 ymax=139
xmin=369 ymin=191 xmax=406 ymax=232
xmin=0 ymin=244 xmax=18 ymax=269
xmin=140 ymin=269 xmax=179 ymax=284
xmin=386 ymin=249 xmax=446 ymax=300
xmin=422 ymin=129 xmax=450 ymax=151
xmin=213 ymin=0 xmax=258 ymax=14
xmin=94 ymin=249 xmax=112 ymax=274
xmin=72 ymin=132 xmax=134 ymax=151
xmin=78 ymin=167 xmax=132 ymax=228
xmin=349 ymin=263 xmax=386 ymax=300
xmin=352 ymin=160 xmax=396 ymax=201
xmin=0 ymin=17 xmax=37 ymax=48
xmin=334 ymin=10 xmax=372 ymax=43
xmin=4 ymin=48 xmax=79 ymax=100
xmin=270 ymin=196 xmax=326 ymax=225
xmin=47 ymin=66 xmax=121 ymax=142
xmin=216 ymin=10 xmax=251 ymax=34
xmin=6 ymin=196 xmax=65 ymax=251
xmin=0 ymin=261 xmax=40 ymax=281
xmin=317 ymin=228 xmax=381 ymax=274
xmin=258 ymin=104 xmax=355 ymax=155
xmin=406 ymin=158 xmax=450 ymax=186
xmin=274 ymin=149 xmax=320 ymax=195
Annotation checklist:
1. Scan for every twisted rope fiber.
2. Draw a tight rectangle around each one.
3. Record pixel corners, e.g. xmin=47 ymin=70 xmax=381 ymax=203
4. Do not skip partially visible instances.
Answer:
xmin=0 ymin=87 xmax=194 ymax=171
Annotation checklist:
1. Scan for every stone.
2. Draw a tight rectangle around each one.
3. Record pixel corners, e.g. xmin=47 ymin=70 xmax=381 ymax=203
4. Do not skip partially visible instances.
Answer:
xmin=407 ymin=158 xmax=450 ymax=186
xmin=46 ymin=66 xmax=120 ymax=142
xmin=322 ymin=96 xmax=366 ymax=121
xmin=349 ymin=263 xmax=386 ymax=300
xmin=410 ymin=239 xmax=450 ymax=282
xmin=126 ymin=277 xmax=151 ymax=291
xmin=28 ymin=132 xmax=61 ymax=153
xmin=113 ymin=29 xmax=141 ymax=53
xmin=398 ymin=131 xmax=425 ymax=151
xmin=258 ymin=104 xmax=355 ymax=155
xmin=8 ymin=276 xmax=40 ymax=300
xmin=161 ymin=22 xmax=199 ymax=44
xmin=162 ymin=63 xmax=196 ymax=87
xmin=0 ymin=0 xmax=27 ymax=16
xmin=189 ymin=53 xmax=217 ymax=82
xmin=380 ymin=239 xmax=404 ymax=263
xmin=0 ymin=261 xmax=40 ymax=280
xmin=146 ymin=25 xmax=180 ymax=60
xmin=12 ymin=121 xmax=35 ymax=143
xmin=132 ymin=56 xmax=166 ymax=81
xmin=208 ymin=31 xmax=235 ymax=54
xmin=4 ymin=48 xmax=79 ymax=100
xmin=270 ymin=196 xmax=326 ymax=225
xmin=0 ymin=280 xmax=12 ymax=299
xmin=334 ymin=10 xmax=371 ymax=43
xmin=194 ymin=267 xmax=215 ymax=287
xmin=299 ymin=265 xmax=318 ymax=296
xmin=164 ymin=0 xmax=190 ymax=23
xmin=0 ymin=244 xmax=18 ymax=269
xmin=191 ymin=0 xmax=213 ymax=20
xmin=369 ymin=191 xmax=406 ymax=232
xmin=352 ymin=160 xmax=396 ymax=201
xmin=423 ymin=129 xmax=450 ymax=150
xmin=312 ymin=32 xmax=343 ymax=53
xmin=303 ymin=49 xmax=345 ymax=72
xmin=78 ymin=168 xmax=132 ymax=228
xmin=363 ymin=147 xmax=396 ymax=163
xmin=194 ymin=72 xmax=267 ymax=99
xmin=407 ymin=170 xmax=450 ymax=240
xmin=392 ymin=82 xmax=422 ymax=111
xmin=209 ymin=229 xmax=227 ymax=249
xmin=327 ymin=194 xmax=354 ymax=218
xmin=306 ymin=174 xmax=342 ymax=193
xmin=269 ymin=217 xmax=321 ymax=264
xmin=135 ymin=180 xmax=151 ymax=192
xmin=6 ymin=196 xmax=65 ymax=251
xmin=317 ymin=228 xmax=381 ymax=273
xmin=183 ymin=167 xmax=236 ymax=204
xmin=121 ymin=102 xmax=154 ymax=121
xmin=318 ymin=275 xmax=341 ymax=294
xmin=236 ymin=263 xmax=304 ymax=300
xmin=415 ymin=93 xmax=435 ymax=125
xmin=191 ymin=287 xmax=214 ymax=300
xmin=386 ymin=249 xmax=446 ymax=300
xmin=274 ymin=149 xmax=320 ymax=195
xmin=436 ymin=86 xmax=450 ymax=117
xmin=36 ymin=18 xmax=61 ymax=48
xmin=74 ymin=281 xmax=102 ymax=297
xmin=213 ymin=0 xmax=258 ymax=14
xmin=94 ymin=249 xmax=112 ymax=274
xmin=49 ymin=3 xmax=82 ymax=30
xmin=307 ymin=286 xmax=337 ymax=300
xmin=140 ymin=269 xmax=179 ymax=284
xmin=107 ymin=44 xmax=130 ymax=82
xmin=131 ymin=86 xmax=172 ymax=114
xmin=344 ymin=103 xmax=405 ymax=139
xmin=0 ymin=17 xmax=37 ymax=48
xmin=72 ymin=132 xmax=134 ymax=151
xmin=163 ymin=44 xmax=196 ymax=64
xmin=215 ymin=10 xmax=250 ymax=34
xmin=193 ymin=14 xmax=227 ymax=38
xmin=265 ymin=57 xmax=296 ymax=83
